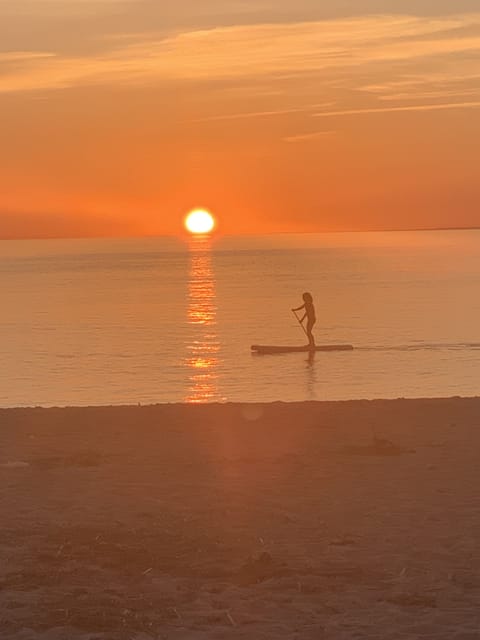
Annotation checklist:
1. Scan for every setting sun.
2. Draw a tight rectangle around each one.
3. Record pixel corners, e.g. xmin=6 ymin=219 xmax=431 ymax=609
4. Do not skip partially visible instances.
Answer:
xmin=185 ymin=209 xmax=216 ymax=235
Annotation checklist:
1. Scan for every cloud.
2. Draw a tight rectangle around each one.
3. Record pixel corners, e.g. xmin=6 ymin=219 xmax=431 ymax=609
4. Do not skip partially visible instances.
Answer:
xmin=0 ymin=52 xmax=55 ymax=62
xmin=0 ymin=13 xmax=479 ymax=92
xmin=381 ymin=89 xmax=480 ymax=101
xmin=192 ymin=103 xmax=334 ymax=122
xmin=313 ymin=101 xmax=480 ymax=118
xmin=0 ymin=0 xmax=130 ymax=17
xmin=284 ymin=130 xmax=336 ymax=143
xmin=359 ymin=66 xmax=480 ymax=104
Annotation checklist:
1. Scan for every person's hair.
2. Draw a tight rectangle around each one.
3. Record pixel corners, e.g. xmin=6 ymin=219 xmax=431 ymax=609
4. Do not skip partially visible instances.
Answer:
xmin=303 ymin=292 xmax=313 ymax=302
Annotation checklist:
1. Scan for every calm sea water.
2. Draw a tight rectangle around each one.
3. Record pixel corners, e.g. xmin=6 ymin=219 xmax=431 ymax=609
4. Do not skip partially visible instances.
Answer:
xmin=1 ymin=231 xmax=480 ymax=407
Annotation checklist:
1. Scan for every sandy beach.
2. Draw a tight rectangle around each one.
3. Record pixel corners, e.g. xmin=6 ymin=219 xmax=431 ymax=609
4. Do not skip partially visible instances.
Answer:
xmin=1 ymin=398 xmax=480 ymax=639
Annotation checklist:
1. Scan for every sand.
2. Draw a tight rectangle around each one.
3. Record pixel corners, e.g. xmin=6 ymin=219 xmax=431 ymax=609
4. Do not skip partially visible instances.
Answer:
xmin=1 ymin=398 xmax=480 ymax=639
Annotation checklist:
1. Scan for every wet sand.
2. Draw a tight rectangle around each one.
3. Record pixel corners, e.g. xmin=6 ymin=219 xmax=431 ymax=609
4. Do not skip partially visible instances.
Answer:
xmin=1 ymin=398 xmax=480 ymax=639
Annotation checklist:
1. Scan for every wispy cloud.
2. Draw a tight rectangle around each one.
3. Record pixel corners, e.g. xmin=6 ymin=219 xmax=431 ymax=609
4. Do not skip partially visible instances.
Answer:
xmin=314 ymin=101 xmax=480 ymax=118
xmin=381 ymin=89 xmax=480 ymax=101
xmin=0 ymin=52 xmax=55 ymax=62
xmin=192 ymin=103 xmax=334 ymax=122
xmin=284 ymin=130 xmax=336 ymax=143
xmin=0 ymin=13 xmax=479 ymax=92
xmin=0 ymin=0 xmax=131 ymax=17
xmin=359 ymin=67 xmax=480 ymax=105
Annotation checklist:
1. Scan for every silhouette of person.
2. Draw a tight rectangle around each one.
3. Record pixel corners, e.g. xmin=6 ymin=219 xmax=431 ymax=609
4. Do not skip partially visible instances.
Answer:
xmin=292 ymin=292 xmax=316 ymax=348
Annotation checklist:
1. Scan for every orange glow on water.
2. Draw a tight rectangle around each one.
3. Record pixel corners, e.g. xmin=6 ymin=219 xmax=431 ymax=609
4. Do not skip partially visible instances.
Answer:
xmin=185 ymin=236 xmax=222 ymax=403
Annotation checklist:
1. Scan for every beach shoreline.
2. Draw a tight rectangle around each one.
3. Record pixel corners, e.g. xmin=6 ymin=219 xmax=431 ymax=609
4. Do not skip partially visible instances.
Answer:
xmin=2 ymin=397 xmax=480 ymax=639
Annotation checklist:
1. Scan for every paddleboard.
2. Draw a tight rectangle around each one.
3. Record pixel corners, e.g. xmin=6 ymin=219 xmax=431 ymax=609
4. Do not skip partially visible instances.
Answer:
xmin=251 ymin=344 xmax=354 ymax=354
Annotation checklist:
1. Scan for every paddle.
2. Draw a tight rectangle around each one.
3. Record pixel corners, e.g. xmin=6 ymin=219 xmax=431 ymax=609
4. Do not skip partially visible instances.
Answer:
xmin=292 ymin=309 xmax=309 ymax=339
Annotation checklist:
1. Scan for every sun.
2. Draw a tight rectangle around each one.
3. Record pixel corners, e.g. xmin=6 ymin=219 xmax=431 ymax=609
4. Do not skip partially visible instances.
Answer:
xmin=184 ymin=209 xmax=216 ymax=235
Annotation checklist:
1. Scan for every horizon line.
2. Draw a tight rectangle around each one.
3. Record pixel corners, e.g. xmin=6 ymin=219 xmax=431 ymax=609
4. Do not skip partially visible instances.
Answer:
xmin=1 ymin=226 xmax=479 ymax=242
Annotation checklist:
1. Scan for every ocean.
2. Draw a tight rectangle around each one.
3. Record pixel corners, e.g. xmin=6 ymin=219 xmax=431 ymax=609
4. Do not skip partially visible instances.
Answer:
xmin=1 ymin=230 xmax=479 ymax=407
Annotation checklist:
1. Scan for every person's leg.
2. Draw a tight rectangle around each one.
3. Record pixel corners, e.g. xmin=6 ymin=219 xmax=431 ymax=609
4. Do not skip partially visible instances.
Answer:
xmin=307 ymin=320 xmax=315 ymax=347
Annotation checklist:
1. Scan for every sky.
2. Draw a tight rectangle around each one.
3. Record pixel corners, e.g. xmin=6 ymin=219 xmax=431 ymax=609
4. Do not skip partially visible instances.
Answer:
xmin=1 ymin=0 xmax=479 ymax=238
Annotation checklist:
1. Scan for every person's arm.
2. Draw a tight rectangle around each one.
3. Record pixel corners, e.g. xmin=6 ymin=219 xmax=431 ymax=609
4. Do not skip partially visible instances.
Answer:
xmin=292 ymin=303 xmax=305 ymax=312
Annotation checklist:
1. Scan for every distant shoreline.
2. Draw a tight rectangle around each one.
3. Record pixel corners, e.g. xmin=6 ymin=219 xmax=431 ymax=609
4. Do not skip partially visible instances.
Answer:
xmin=1 ymin=226 xmax=479 ymax=242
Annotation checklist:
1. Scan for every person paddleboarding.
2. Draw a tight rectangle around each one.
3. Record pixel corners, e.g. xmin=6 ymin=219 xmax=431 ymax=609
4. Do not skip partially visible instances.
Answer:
xmin=292 ymin=292 xmax=316 ymax=348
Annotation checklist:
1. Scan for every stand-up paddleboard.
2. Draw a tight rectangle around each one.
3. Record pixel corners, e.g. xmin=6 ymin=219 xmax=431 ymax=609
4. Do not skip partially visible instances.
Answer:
xmin=251 ymin=344 xmax=354 ymax=354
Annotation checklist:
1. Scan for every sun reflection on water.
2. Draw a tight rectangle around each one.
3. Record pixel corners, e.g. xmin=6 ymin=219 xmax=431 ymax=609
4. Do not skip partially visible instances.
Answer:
xmin=185 ymin=236 xmax=223 ymax=403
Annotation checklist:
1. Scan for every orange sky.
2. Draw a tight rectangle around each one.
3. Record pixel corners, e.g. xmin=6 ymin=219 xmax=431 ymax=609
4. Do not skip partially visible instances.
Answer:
xmin=1 ymin=1 xmax=479 ymax=238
